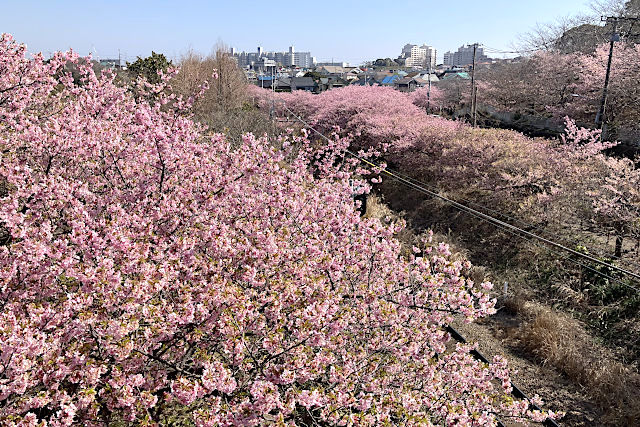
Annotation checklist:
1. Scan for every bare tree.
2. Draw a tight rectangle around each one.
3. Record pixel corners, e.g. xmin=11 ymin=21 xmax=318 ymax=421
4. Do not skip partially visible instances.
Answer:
xmin=170 ymin=45 xmax=275 ymax=142
xmin=516 ymin=0 xmax=640 ymax=53
xmin=171 ymin=42 xmax=247 ymax=115
xmin=515 ymin=15 xmax=596 ymax=53
xmin=590 ymin=0 xmax=629 ymax=16
xmin=209 ymin=42 xmax=248 ymax=112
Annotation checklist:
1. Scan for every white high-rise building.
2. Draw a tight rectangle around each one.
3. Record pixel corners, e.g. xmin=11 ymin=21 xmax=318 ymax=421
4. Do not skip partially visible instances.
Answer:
xmin=443 ymin=51 xmax=454 ymax=66
xmin=287 ymin=46 xmax=313 ymax=68
xmin=231 ymin=45 xmax=313 ymax=69
xmin=443 ymin=44 xmax=490 ymax=67
xmin=400 ymin=43 xmax=437 ymax=69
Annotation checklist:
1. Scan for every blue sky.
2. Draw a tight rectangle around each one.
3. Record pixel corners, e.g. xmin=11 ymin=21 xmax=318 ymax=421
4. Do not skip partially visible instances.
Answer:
xmin=1 ymin=0 xmax=594 ymax=65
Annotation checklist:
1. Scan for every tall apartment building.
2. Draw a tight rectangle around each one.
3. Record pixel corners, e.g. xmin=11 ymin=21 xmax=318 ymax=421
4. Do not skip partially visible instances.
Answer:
xmin=286 ymin=46 xmax=313 ymax=68
xmin=231 ymin=45 xmax=313 ymax=69
xmin=443 ymin=51 xmax=453 ymax=66
xmin=443 ymin=44 xmax=490 ymax=66
xmin=399 ymin=43 xmax=437 ymax=69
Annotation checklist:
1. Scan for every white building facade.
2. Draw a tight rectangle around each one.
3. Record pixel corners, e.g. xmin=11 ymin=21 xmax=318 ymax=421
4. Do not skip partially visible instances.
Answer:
xmin=399 ymin=43 xmax=437 ymax=69
xmin=232 ymin=45 xmax=313 ymax=69
xmin=443 ymin=44 xmax=490 ymax=67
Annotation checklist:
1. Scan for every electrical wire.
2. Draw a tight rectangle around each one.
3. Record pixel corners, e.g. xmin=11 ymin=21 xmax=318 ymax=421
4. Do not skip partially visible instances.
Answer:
xmin=266 ymin=77 xmax=640 ymax=272
xmin=275 ymin=102 xmax=640 ymax=289
xmin=482 ymin=45 xmax=541 ymax=54
xmin=265 ymin=93 xmax=634 ymax=425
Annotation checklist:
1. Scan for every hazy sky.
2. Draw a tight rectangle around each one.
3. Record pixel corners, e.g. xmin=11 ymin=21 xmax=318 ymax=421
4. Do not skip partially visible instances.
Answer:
xmin=1 ymin=0 xmax=594 ymax=65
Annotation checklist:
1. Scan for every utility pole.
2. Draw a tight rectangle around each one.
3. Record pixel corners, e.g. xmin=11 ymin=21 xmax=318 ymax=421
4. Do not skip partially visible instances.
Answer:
xmin=427 ymin=61 xmax=432 ymax=111
xmin=594 ymin=15 xmax=640 ymax=131
xmin=595 ymin=17 xmax=619 ymax=129
xmin=473 ymin=85 xmax=478 ymax=128
xmin=470 ymin=43 xmax=478 ymax=127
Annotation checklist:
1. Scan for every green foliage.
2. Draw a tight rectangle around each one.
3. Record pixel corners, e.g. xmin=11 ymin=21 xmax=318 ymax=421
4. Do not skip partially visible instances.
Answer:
xmin=374 ymin=58 xmax=399 ymax=67
xmin=574 ymin=245 xmax=640 ymax=335
xmin=126 ymin=51 xmax=172 ymax=84
xmin=304 ymin=71 xmax=323 ymax=80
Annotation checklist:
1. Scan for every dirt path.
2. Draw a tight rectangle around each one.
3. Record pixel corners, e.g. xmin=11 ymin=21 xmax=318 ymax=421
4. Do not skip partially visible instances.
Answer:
xmin=364 ymin=194 xmax=634 ymax=425
xmin=452 ymin=312 xmax=601 ymax=426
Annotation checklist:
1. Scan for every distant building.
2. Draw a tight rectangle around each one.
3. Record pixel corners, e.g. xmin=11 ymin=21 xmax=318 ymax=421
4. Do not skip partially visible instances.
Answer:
xmin=274 ymin=76 xmax=318 ymax=92
xmin=254 ymin=57 xmax=277 ymax=70
xmin=443 ymin=44 xmax=490 ymax=67
xmin=380 ymin=74 xmax=401 ymax=86
xmin=443 ymin=51 xmax=454 ymax=66
xmin=441 ymin=71 xmax=471 ymax=80
xmin=231 ymin=45 xmax=313 ymax=70
xmin=99 ymin=58 xmax=121 ymax=69
xmin=398 ymin=44 xmax=437 ymax=69
xmin=288 ymin=46 xmax=313 ymax=68
xmin=394 ymin=77 xmax=428 ymax=92
xmin=316 ymin=65 xmax=347 ymax=75
xmin=316 ymin=61 xmax=349 ymax=67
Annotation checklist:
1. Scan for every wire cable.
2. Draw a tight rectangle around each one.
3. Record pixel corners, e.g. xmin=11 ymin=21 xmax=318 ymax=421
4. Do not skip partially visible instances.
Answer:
xmin=276 ymin=102 xmax=640 ymax=288
xmin=268 ymin=87 xmax=640 ymax=271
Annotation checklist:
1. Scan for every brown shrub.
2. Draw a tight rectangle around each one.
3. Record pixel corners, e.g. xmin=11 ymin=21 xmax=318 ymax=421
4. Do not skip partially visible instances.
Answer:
xmin=501 ymin=291 xmax=528 ymax=315
xmin=168 ymin=46 xmax=278 ymax=144
xmin=514 ymin=302 xmax=640 ymax=424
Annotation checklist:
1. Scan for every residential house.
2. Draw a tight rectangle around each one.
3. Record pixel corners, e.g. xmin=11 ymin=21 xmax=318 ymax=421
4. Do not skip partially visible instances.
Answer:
xmin=316 ymin=65 xmax=347 ymax=76
xmin=380 ymin=75 xmax=401 ymax=86
xmin=264 ymin=77 xmax=317 ymax=92
xmin=394 ymin=77 xmax=430 ymax=92
xmin=345 ymin=68 xmax=363 ymax=81
xmin=289 ymin=77 xmax=317 ymax=91
xmin=318 ymin=76 xmax=348 ymax=91
xmin=351 ymin=76 xmax=378 ymax=86
xmin=441 ymin=71 xmax=471 ymax=80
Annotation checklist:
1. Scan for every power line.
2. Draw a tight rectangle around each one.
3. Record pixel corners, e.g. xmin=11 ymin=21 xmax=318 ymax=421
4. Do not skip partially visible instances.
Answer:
xmin=362 ymin=156 xmax=640 ymax=292
xmin=358 ymin=145 xmax=640 ymax=272
xmin=482 ymin=45 xmax=541 ymax=54
xmin=273 ymin=88 xmax=635 ymax=269
xmin=268 ymin=97 xmax=637 ymax=425
xmin=265 ymin=78 xmax=640 ymax=270
xmin=267 ymin=85 xmax=640 ymax=272
xmin=275 ymin=102 xmax=640 ymax=288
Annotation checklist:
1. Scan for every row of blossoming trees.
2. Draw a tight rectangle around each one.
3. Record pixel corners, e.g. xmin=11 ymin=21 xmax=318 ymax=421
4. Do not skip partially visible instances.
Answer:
xmin=252 ymin=83 xmax=639 ymax=263
xmin=435 ymin=43 xmax=640 ymax=141
xmin=0 ymin=34 xmax=558 ymax=425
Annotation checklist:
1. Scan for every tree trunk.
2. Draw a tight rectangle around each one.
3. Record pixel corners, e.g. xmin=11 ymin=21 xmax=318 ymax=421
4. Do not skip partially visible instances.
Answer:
xmin=615 ymin=235 xmax=623 ymax=259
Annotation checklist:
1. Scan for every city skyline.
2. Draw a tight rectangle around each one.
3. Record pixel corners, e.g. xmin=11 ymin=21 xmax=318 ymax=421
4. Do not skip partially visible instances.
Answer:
xmin=1 ymin=0 xmax=594 ymax=65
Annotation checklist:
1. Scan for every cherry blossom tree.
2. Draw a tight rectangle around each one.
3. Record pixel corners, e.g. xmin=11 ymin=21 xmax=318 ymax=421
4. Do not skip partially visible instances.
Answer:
xmin=470 ymin=43 xmax=640 ymax=140
xmin=410 ymin=86 xmax=445 ymax=112
xmin=253 ymin=81 xmax=639 ymax=271
xmin=589 ymin=157 xmax=640 ymax=258
xmin=0 ymin=34 xmax=556 ymax=426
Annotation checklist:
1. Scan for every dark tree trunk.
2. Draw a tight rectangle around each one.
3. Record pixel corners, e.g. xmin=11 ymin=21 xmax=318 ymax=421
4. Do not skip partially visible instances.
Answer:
xmin=615 ymin=235 xmax=623 ymax=259
xmin=354 ymin=193 xmax=367 ymax=217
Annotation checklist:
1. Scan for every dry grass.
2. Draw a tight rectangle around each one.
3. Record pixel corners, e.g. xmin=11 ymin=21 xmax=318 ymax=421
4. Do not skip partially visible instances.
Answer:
xmin=368 ymin=192 xmax=640 ymax=424
xmin=501 ymin=291 xmax=529 ymax=315
xmin=506 ymin=298 xmax=640 ymax=425
xmin=363 ymin=193 xmax=397 ymax=222
xmin=364 ymin=194 xmax=416 ymax=256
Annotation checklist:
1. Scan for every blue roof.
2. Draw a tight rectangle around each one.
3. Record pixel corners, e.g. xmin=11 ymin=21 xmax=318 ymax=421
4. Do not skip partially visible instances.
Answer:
xmin=381 ymin=75 xmax=400 ymax=84
xmin=257 ymin=76 xmax=274 ymax=81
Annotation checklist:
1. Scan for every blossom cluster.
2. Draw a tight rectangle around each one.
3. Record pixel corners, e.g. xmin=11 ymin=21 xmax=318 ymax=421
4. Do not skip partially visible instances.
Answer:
xmin=251 ymin=81 xmax=638 ymax=264
xmin=0 ymin=34 xmax=556 ymax=426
